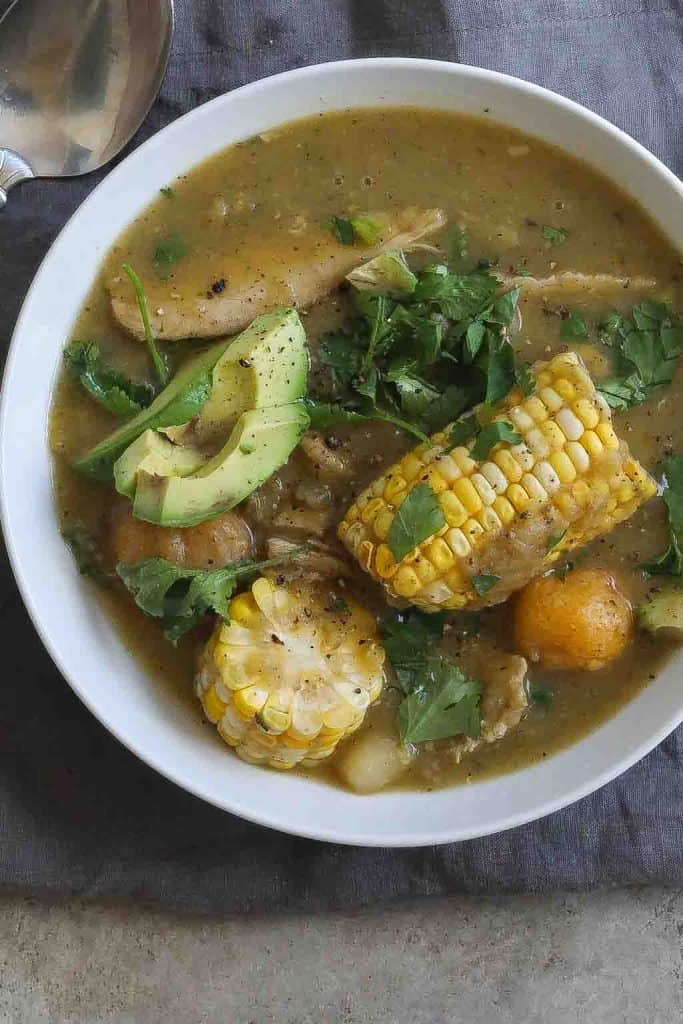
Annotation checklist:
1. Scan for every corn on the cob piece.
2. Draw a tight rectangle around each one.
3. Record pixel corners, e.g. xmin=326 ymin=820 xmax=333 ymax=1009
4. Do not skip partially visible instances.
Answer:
xmin=338 ymin=351 xmax=656 ymax=612
xmin=196 ymin=577 xmax=385 ymax=770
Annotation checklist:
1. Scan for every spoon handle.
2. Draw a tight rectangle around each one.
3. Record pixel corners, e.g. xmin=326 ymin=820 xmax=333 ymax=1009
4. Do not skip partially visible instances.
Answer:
xmin=0 ymin=150 xmax=34 ymax=208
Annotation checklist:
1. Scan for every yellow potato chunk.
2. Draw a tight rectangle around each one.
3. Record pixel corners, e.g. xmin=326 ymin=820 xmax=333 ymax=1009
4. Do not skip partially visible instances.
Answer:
xmin=335 ymin=732 xmax=411 ymax=794
xmin=514 ymin=568 xmax=633 ymax=671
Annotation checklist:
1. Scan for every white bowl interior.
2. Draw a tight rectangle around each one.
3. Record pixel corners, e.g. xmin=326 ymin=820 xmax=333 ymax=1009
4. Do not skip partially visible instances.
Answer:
xmin=2 ymin=59 xmax=682 ymax=845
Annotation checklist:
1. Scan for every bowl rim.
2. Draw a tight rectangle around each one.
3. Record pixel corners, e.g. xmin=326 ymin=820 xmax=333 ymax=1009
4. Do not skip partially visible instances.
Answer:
xmin=2 ymin=56 xmax=682 ymax=847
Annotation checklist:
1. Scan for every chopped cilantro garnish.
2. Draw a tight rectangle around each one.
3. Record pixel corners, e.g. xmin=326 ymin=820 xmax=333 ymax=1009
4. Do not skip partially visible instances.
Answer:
xmin=62 ymin=525 xmax=108 ymax=579
xmin=597 ymin=300 xmax=683 ymax=410
xmin=117 ymin=549 xmax=304 ymax=645
xmin=329 ymin=215 xmax=381 ymax=247
xmin=542 ymin=225 xmax=568 ymax=246
xmin=471 ymin=573 xmax=500 ymax=596
xmin=470 ymin=421 xmax=521 ymax=460
xmin=159 ymin=186 xmax=175 ymax=198
xmin=560 ymin=310 xmax=588 ymax=341
xmin=515 ymin=362 xmax=534 ymax=396
xmin=447 ymin=413 xmax=479 ymax=450
xmin=447 ymin=225 xmax=468 ymax=268
xmin=642 ymin=455 xmax=683 ymax=577
xmin=64 ymin=340 xmax=155 ymax=418
xmin=329 ymin=596 xmax=350 ymax=614
xmin=380 ymin=609 xmax=482 ymax=745
xmin=153 ymin=233 xmax=188 ymax=268
xmin=386 ymin=483 xmax=446 ymax=561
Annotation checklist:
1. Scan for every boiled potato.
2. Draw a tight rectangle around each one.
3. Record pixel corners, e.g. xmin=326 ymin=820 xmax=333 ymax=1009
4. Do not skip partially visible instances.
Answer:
xmin=336 ymin=732 xmax=411 ymax=794
xmin=514 ymin=568 xmax=633 ymax=671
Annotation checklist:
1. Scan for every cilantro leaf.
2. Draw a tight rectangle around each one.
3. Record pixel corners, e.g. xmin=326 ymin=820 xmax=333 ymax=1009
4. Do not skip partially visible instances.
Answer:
xmin=413 ymin=269 xmax=499 ymax=320
xmin=546 ymin=529 xmax=567 ymax=551
xmin=471 ymin=573 xmax=500 ymax=596
xmin=153 ymin=233 xmax=188 ymax=268
xmin=159 ymin=186 xmax=175 ymax=198
xmin=596 ymin=300 xmax=683 ymax=410
xmin=560 ymin=310 xmax=588 ymax=341
xmin=470 ymin=421 xmax=521 ymax=460
xmin=483 ymin=332 xmax=517 ymax=405
xmin=542 ymin=225 xmax=568 ymax=246
xmin=380 ymin=609 xmax=482 ymax=744
xmin=116 ymin=551 xmax=303 ymax=644
xmin=397 ymin=660 xmax=482 ymax=744
xmin=329 ymin=216 xmax=355 ymax=245
xmin=386 ymin=483 xmax=446 ymax=560
xmin=447 ymin=226 xmax=468 ymax=269
xmin=328 ymin=215 xmax=382 ymax=247
xmin=515 ymin=362 xmax=534 ymax=396
xmin=642 ymin=455 xmax=683 ymax=577
xmin=64 ymin=341 xmax=155 ymax=418
xmin=447 ymin=413 xmax=479 ymax=450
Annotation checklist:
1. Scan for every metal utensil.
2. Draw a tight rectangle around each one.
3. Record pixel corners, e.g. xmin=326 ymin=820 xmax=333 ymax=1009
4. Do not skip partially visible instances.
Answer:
xmin=0 ymin=0 xmax=174 ymax=207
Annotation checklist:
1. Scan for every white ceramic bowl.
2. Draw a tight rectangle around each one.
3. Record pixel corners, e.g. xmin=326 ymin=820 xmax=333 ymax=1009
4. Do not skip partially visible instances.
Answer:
xmin=2 ymin=59 xmax=682 ymax=846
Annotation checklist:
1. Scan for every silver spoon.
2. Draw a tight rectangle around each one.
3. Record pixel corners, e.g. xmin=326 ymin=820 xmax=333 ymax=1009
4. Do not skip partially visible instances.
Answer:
xmin=0 ymin=0 xmax=174 ymax=207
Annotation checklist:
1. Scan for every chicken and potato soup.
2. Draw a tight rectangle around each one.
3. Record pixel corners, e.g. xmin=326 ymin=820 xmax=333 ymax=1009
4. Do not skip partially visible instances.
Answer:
xmin=50 ymin=108 xmax=683 ymax=794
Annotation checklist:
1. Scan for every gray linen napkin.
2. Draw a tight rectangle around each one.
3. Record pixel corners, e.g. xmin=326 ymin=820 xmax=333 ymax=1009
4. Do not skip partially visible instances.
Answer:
xmin=1 ymin=0 xmax=682 ymax=912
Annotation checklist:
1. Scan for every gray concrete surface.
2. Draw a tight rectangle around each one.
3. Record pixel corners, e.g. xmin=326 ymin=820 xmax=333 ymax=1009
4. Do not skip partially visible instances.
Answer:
xmin=0 ymin=887 xmax=681 ymax=1023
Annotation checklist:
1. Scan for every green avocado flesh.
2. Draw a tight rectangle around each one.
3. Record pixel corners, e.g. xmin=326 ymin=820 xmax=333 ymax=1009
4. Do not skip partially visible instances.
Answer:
xmin=113 ymin=429 xmax=206 ymax=498
xmin=75 ymin=308 xmax=308 ymax=480
xmin=163 ymin=306 xmax=308 ymax=445
xmin=132 ymin=403 xmax=310 ymax=527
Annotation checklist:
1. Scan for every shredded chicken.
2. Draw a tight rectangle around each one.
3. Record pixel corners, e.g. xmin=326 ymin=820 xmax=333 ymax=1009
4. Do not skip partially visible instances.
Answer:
xmin=498 ymin=270 xmax=659 ymax=304
xmin=449 ymin=652 xmax=529 ymax=763
xmin=265 ymin=536 xmax=352 ymax=579
xmin=110 ymin=207 xmax=446 ymax=342
xmin=299 ymin=431 xmax=355 ymax=481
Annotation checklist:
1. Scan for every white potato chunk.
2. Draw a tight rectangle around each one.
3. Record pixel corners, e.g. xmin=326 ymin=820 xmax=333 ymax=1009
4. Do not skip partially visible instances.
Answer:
xmin=336 ymin=732 xmax=411 ymax=795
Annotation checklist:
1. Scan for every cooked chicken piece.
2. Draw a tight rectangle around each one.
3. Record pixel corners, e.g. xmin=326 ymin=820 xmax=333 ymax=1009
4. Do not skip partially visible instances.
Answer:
xmin=498 ymin=271 xmax=658 ymax=304
xmin=265 ymin=536 xmax=352 ymax=578
xmin=110 ymin=207 xmax=446 ymax=342
xmin=272 ymin=503 xmax=334 ymax=538
xmin=110 ymin=502 xmax=253 ymax=569
xmin=448 ymin=652 xmax=529 ymax=763
xmin=300 ymin=431 xmax=355 ymax=481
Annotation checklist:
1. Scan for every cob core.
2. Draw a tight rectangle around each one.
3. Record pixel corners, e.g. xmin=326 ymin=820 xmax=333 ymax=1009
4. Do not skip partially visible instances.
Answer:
xmin=338 ymin=352 xmax=657 ymax=612
xmin=196 ymin=577 xmax=386 ymax=769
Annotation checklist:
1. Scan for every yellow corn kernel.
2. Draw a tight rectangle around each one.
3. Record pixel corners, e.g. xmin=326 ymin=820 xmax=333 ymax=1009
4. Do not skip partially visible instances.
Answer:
xmin=203 ymin=685 xmax=227 ymax=723
xmin=525 ymin=396 xmax=549 ymax=422
xmin=614 ymin=481 xmax=635 ymax=504
xmin=507 ymin=483 xmax=531 ymax=512
xmin=470 ymin=472 xmax=497 ymax=505
xmin=554 ymin=491 xmax=579 ymax=520
xmin=233 ymin=685 xmax=269 ymax=718
xmin=445 ymin=528 xmax=470 ymax=557
xmin=358 ymin=540 xmax=374 ymax=571
xmin=580 ymin=430 xmax=603 ymax=458
xmin=536 ymin=370 xmax=553 ymax=388
xmin=393 ymin=566 xmax=423 ymax=598
xmin=344 ymin=503 xmax=360 ymax=523
xmin=361 ymin=497 xmax=385 ymax=524
xmin=478 ymin=507 xmax=502 ymax=532
xmin=445 ymin=566 xmax=466 ymax=591
xmin=372 ymin=511 xmax=393 ymax=541
xmin=540 ymin=420 xmax=566 ymax=449
xmin=573 ymin=398 xmax=600 ymax=429
xmin=452 ymin=447 xmax=476 ymax=476
xmin=596 ymin=421 xmax=619 ymax=450
xmin=453 ymin=477 xmax=483 ymax=515
xmin=554 ymin=379 xmax=576 ymax=401
xmin=493 ymin=448 xmax=523 ymax=483
xmin=413 ymin=557 xmax=437 ymax=585
xmin=463 ymin=517 xmax=485 ymax=546
xmin=426 ymin=538 xmax=455 ymax=572
xmin=434 ymin=453 xmax=462 ymax=483
xmin=401 ymin=453 xmax=424 ymax=482
xmin=439 ymin=491 xmax=469 ymax=528
xmin=521 ymin=472 xmax=548 ymax=504
xmin=549 ymin=450 xmax=577 ymax=484
xmin=493 ymin=495 xmax=515 ymax=525
xmin=423 ymin=465 xmax=449 ymax=494
xmin=230 ymin=593 xmax=259 ymax=627
xmin=383 ymin=474 xmax=407 ymax=503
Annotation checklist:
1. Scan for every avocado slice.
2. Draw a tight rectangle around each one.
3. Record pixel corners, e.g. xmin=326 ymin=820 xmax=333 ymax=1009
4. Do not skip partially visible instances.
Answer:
xmin=75 ymin=308 xmax=308 ymax=480
xmin=114 ymin=430 xmax=206 ymax=498
xmin=132 ymin=403 xmax=310 ymax=527
xmin=164 ymin=306 xmax=308 ymax=446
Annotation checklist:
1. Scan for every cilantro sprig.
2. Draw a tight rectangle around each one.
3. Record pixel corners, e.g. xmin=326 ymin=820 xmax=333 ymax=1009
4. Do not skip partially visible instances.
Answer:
xmin=597 ymin=300 xmax=683 ymax=411
xmin=64 ymin=341 xmax=155 ymax=418
xmin=642 ymin=455 xmax=683 ymax=577
xmin=116 ymin=550 xmax=304 ymax=644
xmin=381 ymin=609 xmax=482 ymax=745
